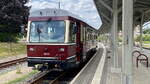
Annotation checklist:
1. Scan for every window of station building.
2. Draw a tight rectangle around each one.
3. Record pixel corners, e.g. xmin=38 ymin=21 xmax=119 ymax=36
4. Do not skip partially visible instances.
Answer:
xmin=69 ymin=22 xmax=77 ymax=43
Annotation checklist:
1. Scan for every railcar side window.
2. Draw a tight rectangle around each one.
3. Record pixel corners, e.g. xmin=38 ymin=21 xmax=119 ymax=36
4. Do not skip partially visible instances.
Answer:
xmin=69 ymin=22 xmax=76 ymax=43
xmin=83 ymin=26 xmax=86 ymax=42
xmin=80 ymin=25 xmax=84 ymax=42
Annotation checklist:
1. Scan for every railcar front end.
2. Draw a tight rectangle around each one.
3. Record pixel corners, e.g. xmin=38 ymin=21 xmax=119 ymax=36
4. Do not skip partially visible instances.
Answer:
xmin=27 ymin=17 xmax=78 ymax=70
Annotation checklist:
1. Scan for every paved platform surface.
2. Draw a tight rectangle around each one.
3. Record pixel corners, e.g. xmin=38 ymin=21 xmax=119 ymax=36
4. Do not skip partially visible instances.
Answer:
xmin=106 ymin=47 xmax=150 ymax=84
xmin=70 ymin=48 xmax=104 ymax=84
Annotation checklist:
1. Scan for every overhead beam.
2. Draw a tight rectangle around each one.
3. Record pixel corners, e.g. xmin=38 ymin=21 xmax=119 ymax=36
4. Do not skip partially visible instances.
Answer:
xmin=136 ymin=1 xmax=150 ymax=7
xmin=100 ymin=12 xmax=111 ymax=22
xmin=98 ymin=0 xmax=113 ymax=13
xmin=134 ymin=0 xmax=137 ymax=2
xmin=145 ymin=9 xmax=150 ymax=13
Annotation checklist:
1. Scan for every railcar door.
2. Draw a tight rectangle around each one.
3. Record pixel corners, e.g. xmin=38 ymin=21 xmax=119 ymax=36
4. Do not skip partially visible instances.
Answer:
xmin=76 ymin=22 xmax=84 ymax=63
xmin=75 ymin=22 xmax=80 ymax=62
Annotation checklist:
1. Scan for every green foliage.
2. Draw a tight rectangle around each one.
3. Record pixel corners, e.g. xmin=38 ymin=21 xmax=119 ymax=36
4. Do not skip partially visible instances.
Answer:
xmin=118 ymin=37 xmax=122 ymax=42
xmin=0 ymin=0 xmax=30 ymax=33
xmin=135 ymin=35 xmax=150 ymax=42
xmin=98 ymin=35 xmax=107 ymax=41
xmin=0 ymin=33 xmax=19 ymax=42
xmin=143 ymin=29 xmax=150 ymax=34
xmin=143 ymin=35 xmax=150 ymax=41
xmin=143 ymin=41 xmax=150 ymax=44
xmin=135 ymin=35 xmax=141 ymax=42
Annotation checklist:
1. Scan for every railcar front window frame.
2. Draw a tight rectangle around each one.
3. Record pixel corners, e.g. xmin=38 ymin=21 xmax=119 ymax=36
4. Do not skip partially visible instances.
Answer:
xmin=29 ymin=20 xmax=66 ymax=43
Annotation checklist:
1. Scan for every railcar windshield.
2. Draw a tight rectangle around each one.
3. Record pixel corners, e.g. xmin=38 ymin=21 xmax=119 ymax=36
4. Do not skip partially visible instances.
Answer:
xmin=29 ymin=21 xmax=65 ymax=43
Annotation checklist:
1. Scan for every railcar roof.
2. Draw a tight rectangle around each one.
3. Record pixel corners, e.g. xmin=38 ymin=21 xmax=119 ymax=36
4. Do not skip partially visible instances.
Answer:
xmin=29 ymin=8 xmax=98 ymax=31
xmin=29 ymin=8 xmax=82 ymax=20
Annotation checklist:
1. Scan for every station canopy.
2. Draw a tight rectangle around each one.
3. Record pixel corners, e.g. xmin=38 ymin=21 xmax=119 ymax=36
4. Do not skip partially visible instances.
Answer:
xmin=94 ymin=0 xmax=150 ymax=33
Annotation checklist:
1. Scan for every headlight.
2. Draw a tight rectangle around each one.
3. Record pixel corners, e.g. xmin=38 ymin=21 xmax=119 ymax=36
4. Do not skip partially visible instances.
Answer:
xmin=59 ymin=48 xmax=65 ymax=52
xmin=29 ymin=48 xmax=35 ymax=51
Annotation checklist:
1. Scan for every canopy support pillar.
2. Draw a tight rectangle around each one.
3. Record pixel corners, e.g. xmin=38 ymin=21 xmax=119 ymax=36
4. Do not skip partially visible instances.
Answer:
xmin=111 ymin=0 xmax=119 ymax=72
xmin=122 ymin=0 xmax=133 ymax=84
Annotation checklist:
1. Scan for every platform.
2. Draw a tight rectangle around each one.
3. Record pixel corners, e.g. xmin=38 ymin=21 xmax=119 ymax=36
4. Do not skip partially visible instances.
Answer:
xmin=106 ymin=47 xmax=150 ymax=84
xmin=70 ymin=44 xmax=150 ymax=84
xmin=70 ymin=43 xmax=107 ymax=84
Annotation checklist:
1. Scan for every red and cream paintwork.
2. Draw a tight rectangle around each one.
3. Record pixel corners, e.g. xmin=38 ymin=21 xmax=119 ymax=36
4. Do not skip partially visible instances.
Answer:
xmin=27 ymin=16 xmax=97 ymax=70
xmin=27 ymin=17 xmax=79 ymax=70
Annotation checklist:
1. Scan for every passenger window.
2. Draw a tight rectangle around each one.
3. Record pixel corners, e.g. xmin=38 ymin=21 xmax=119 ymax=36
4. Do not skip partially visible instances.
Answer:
xmin=80 ymin=25 xmax=84 ymax=42
xmin=69 ymin=22 xmax=76 ymax=43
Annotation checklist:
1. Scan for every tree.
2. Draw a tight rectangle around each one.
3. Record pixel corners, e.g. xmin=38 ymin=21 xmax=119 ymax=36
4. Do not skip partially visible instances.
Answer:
xmin=143 ymin=29 xmax=150 ymax=34
xmin=0 ymin=0 xmax=30 ymax=33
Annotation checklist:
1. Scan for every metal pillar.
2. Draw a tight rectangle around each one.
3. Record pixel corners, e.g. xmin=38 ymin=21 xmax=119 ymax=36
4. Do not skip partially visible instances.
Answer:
xmin=140 ymin=13 xmax=144 ymax=50
xmin=112 ymin=0 xmax=119 ymax=68
xmin=122 ymin=0 xmax=133 ymax=84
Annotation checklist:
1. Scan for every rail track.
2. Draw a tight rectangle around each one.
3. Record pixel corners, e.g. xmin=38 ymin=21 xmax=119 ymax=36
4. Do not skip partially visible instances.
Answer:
xmin=0 ymin=57 xmax=27 ymax=69
xmin=25 ymin=50 xmax=97 ymax=84
xmin=49 ymin=72 xmax=66 ymax=84
xmin=24 ymin=51 xmax=96 ymax=84
xmin=26 ymin=70 xmax=66 ymax=84
xmin=26 ymin=71 xmax=50 ymax=84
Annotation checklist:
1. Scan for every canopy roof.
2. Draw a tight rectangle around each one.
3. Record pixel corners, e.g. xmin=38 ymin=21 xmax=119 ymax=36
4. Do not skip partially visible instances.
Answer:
xmin=94 ymin=0 xmax=150 ymax=33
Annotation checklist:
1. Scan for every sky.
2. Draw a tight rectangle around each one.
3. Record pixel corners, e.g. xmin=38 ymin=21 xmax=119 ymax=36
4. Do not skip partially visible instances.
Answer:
xmin=143 ymin=21 xmax=150 ymax=29
xmin=27 ymin=0 xmax=102 ymax=29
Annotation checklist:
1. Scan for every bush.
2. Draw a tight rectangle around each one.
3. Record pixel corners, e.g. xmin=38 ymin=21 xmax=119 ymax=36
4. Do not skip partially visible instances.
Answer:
xmin=0 ymin=33 xmax=19 ymax=42
xmin=135 ymin=35 xmax=150 ymax=42
xmin=118 ymin=37 xmax=122 ymax=42
xmin=135 ymin=35 xmax=140 ymax=42
xmin=143 ymin=35 xmax=150 ymax=41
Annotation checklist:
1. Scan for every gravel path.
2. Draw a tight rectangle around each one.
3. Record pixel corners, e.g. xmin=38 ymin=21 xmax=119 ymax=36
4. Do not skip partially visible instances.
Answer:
xmin=0 ymin=65 xmax=32 ymax=84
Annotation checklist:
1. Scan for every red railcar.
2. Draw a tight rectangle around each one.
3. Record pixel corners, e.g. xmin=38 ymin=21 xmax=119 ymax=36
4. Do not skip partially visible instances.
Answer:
xmin=27 ymin=9 xmax=98 ymax=70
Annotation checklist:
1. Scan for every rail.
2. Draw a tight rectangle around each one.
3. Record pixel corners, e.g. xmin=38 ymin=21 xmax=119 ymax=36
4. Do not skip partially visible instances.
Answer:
xmin=0 ymin=57 xmax=27 ymax=69
xmin=26 ymin=70 xmax=66 ymax=84
xmin=49 ymin=72 xmax=66 ymax=84
xmin=26 ymin=71 xmax=50 ymax=84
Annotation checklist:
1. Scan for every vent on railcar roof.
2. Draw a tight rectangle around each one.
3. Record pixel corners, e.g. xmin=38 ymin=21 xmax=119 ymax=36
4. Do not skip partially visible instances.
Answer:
xmin=29 ymin=8 xmax=82 ymax=20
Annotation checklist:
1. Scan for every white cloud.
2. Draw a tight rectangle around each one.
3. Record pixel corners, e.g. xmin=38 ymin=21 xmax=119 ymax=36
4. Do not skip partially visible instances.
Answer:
xmin=27 ymin=0 xmax=101 ymax=29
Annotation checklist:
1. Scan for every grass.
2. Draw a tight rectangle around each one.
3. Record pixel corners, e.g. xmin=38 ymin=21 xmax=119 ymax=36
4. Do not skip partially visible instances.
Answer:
xmin=143 ymin=41 xmax=150 ymax=44
xmin=0 ymin=42 xmax=26 ymax=58
xmin=4 ymin=70 xmax=39 ymax=84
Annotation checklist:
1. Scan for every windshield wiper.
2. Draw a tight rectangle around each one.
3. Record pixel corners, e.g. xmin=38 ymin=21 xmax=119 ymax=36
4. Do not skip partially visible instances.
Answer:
xmin=37 ymin=25 xmax=41 ymax=42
